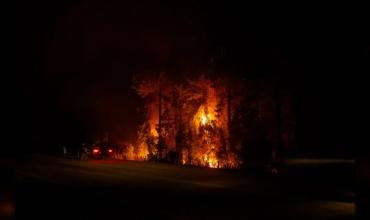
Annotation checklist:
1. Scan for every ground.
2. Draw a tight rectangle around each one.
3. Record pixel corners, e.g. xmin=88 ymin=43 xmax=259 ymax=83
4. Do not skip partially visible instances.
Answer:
xmin=12 ymin=155 xmax=355 ymax=219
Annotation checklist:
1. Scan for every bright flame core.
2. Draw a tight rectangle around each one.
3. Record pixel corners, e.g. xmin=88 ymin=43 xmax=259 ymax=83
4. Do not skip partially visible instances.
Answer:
xmin=193 ymin=105 xmax=216 ymax=132
xmin=201 ymin=113 xmax=208 ymax=125
xmin=204 ymin=152 xmax=218 ymax=168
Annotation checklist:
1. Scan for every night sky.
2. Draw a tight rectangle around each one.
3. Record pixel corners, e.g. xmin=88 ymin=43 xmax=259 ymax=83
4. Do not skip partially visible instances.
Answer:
xmin=15 ymin=0 xmax=368 ymax=155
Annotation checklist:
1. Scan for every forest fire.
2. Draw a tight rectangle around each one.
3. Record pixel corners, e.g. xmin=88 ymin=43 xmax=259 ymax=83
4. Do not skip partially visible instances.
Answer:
xmin=111 ymin=72 xmax=296 ymax=169
xmin=126 ymin=74 xmax=246 ymax=168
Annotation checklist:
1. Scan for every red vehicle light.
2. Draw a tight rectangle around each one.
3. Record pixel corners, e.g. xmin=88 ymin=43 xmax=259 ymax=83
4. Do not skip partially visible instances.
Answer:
xmin=108 ymin=149 xmax=113 ymax=153
xmin=93 ymin=149 xmax=99 ymax=153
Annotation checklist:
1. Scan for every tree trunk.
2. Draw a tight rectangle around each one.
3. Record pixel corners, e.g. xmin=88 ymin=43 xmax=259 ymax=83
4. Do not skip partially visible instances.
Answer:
xmin=227 ymin=80 xmax=232 ymax=152
xmin=158 ymin=78 xmax=163 ymax=159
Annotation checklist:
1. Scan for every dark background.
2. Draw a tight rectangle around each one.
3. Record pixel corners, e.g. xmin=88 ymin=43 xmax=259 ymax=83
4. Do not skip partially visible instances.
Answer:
xmin=14 ymin=0 xmax=368 ymax=156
